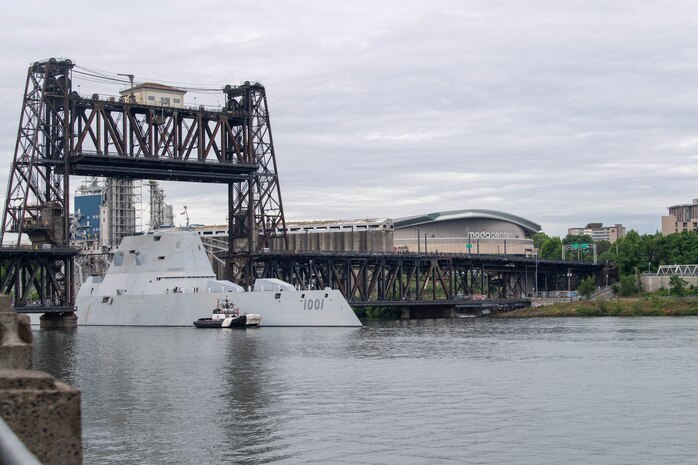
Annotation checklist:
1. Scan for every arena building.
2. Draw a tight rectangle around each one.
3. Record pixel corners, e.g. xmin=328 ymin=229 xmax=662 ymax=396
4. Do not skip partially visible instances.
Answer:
xmin=195 ymin=210 xmax=541 ymax=256
xmin=393 ymin=209 xmax=541 ymax=256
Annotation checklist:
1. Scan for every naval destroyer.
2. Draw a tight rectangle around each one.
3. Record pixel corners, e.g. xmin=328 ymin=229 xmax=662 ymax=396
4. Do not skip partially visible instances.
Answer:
xmin=75 ymin=230 xmax=362 ymax=327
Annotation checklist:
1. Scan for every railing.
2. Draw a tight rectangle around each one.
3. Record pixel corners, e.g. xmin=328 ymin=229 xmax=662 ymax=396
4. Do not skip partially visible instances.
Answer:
xmin=0 ymin=416 xmax=43 ymax=465
xmin=656 ymin=264 xmax=698 ymax=277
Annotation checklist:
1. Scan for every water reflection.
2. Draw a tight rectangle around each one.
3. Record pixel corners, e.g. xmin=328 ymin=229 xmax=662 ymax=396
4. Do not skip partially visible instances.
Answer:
xmin=221 ymin=330 xmax=291 ymax=464
xmin=31 ymin=318 xmax=698 ymax=465
xmin=32 ymin=329 xmax=79 ymax=386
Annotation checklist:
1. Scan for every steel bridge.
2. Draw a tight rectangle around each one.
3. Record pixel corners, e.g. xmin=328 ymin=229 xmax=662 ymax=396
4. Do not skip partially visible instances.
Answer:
xmin=250 ymin=250 xmax=603 ymax=305
xmin=0 ymin=58 xmax=286 ymax=317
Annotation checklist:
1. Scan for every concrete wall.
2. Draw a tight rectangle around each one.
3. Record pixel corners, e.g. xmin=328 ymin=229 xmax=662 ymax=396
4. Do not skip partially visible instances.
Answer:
xmin=642 ymin=274 xmax=698 ymax=292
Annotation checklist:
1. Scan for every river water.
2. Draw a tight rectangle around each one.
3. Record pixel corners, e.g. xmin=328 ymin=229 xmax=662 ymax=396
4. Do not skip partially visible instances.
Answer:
xmin=33 ymin=317 xmax=698 ymax=465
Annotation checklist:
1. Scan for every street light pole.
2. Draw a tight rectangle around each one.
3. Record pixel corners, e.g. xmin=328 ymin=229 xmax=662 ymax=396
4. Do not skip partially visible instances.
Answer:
xmin=567 ymin=269 xmax=572 ymax=291
xmin=534 ymin=252 xmax=538 ymax=297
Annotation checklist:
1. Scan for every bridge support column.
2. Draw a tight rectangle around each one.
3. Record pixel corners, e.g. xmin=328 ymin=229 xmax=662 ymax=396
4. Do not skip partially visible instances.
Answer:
xmin=39 ymin=313 xmax=77 ymax=330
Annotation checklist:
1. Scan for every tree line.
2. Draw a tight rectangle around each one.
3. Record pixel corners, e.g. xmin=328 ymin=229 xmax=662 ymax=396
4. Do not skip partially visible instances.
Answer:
xmin=533 ymin=230 xmax=698 ymax=277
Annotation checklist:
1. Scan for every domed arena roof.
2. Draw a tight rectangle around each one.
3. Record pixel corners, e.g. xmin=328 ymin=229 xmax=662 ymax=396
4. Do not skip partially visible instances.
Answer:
xmin=394 ymin=209 xmax=541 ymax=236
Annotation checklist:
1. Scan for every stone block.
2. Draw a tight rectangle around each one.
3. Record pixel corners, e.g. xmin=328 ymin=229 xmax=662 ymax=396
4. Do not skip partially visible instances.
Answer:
xmin=0 ymin=295 xmax=32 ymax=370
xmin=0 ymin=369 xmax=82 ymax=465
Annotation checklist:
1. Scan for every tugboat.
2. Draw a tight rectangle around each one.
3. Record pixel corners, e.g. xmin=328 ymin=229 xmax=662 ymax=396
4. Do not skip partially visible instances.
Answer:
xmin=193 ymin=297 xmax=261 ymax=328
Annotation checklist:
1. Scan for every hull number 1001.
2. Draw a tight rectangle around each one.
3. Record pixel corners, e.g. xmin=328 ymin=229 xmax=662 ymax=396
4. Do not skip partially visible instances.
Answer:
xmin=304 ymin=298 xmax=325 ymax=310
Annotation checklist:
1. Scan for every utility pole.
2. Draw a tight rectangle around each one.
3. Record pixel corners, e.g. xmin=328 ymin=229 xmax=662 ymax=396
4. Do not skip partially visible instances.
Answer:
xmin=117 ymin=73 xmax=135 ymax=101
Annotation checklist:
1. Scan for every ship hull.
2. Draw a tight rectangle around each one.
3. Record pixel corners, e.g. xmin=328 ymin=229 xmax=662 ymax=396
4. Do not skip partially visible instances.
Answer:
xmin=76 ymin=288 xmax=361 ymax=327
xmin=67 ymin=230 xmax=362 ymax=327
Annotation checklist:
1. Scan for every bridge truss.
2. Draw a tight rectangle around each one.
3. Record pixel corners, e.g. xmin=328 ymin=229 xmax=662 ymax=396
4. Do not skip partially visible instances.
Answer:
xmin=252 ymin=251 xmax=604 ymax=304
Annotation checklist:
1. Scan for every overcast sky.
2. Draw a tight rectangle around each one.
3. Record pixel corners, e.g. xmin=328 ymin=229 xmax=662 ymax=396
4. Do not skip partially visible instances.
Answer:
xmin=2 ymin=0 xmax=697 ymax=236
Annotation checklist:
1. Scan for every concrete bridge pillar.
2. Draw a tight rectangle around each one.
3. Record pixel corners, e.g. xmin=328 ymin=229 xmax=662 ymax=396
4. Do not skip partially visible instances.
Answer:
xmin=39 ymin=312 xmax=78 ymax=330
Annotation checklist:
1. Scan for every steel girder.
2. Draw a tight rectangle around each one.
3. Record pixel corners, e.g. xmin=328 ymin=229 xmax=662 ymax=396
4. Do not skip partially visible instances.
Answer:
xmin=69 ymin=99 xmax=258 ymax=169
xmin=0 ymin=60 xmax=75 ymax=311
xmin=226 ymin=84 xmax=287 ymax=283
xmin=2 ymin=59 xmax=73 ymax=247
xmin=0 ymin=248 xmax=77 ymax=311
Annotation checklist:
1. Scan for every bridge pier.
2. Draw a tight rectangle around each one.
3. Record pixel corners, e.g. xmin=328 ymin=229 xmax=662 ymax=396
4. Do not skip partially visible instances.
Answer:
xmin=400 ymin=306 xmax=460 ymax=319
xmin=39 ymin=313 xmax=78 ymax=330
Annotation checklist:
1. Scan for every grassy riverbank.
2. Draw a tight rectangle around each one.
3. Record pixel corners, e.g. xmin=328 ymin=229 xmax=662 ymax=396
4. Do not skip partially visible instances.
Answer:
xmin=499 ymin=296 xmax=698 ymax=317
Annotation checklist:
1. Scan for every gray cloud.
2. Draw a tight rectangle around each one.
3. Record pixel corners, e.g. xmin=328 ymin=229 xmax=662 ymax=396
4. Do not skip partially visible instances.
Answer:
xmin=1 ymin=0 xmax=698 ymax=236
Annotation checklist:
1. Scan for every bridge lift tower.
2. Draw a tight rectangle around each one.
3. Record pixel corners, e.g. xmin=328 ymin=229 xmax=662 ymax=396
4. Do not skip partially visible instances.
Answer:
xmin=0 ymin=58 xmax=287 ymax=326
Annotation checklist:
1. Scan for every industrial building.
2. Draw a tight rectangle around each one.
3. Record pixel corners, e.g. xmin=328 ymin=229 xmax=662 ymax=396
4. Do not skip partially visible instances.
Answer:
xmin=200 ymin=218 xmax=395 ymax=253
xmin=73 ymin=179 xmax=103 ymax=242
xmin=72 ymin=178 xmax=173 ymax=248
xmin=392 ymin=209 xmax=540 ymax=255
xmin=284 ymin=218 xmax=393 ymax=252
xmin=662 ymin=199 xmax=698 ymax=235
xmin=567 ymin=223 xmax=626 ymax=243
xmin=72 ymin=178 xmax=139 ymax=247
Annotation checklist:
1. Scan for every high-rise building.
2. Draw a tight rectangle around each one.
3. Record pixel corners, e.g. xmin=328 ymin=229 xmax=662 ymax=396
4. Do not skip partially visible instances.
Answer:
xmin=662 ymin=199 xmax=698 ymax=234
xmin=567 ymin=223 xmax=626 ymax=243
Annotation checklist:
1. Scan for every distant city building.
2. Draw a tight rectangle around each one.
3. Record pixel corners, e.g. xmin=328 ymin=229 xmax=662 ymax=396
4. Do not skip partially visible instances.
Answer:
xmin=662 ymin=199 xmax=698 ymax=235
xmin=73 ymin=179 xmax=103 ymax=242
xmin=119 ymin=82 xmax=186 ymax=108
xmin=393 ymin=209 xmax=541 ymax=255
xmin=567 ymin=223 xmax=625 ymax=243
xmin=148 ymin=181 xmax=174 ymax=230
xmin=72 ymin=178 xmax=153 ymax=247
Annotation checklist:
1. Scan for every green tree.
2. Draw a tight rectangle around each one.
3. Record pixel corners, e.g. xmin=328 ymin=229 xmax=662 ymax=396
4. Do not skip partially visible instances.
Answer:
xmin=595 ymin=240 xmax=611 ymax=256
xmin=531 ymin=232 xmax=551 ymax=250
xmin=577 ymin=276 xmax=597 ymax=299
xmin=563 ymin=234 xmax=593 ymax=245
xmin=539 ymin=236 xmax=562 ymax=260
xmin=615 ymin=274 xmax=639 ymax=297
xmin=669 ymin=274 xmax=687 ymax=296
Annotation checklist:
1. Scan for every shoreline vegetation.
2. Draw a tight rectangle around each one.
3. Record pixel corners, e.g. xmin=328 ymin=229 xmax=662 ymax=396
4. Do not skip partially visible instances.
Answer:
xmin=498 ymin=296 xmax=698 ymax=317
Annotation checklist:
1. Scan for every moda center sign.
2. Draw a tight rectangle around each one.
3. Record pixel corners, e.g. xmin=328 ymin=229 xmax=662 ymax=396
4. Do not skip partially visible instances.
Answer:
xmin=468 ymin=231 xmax=513 ymax=240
